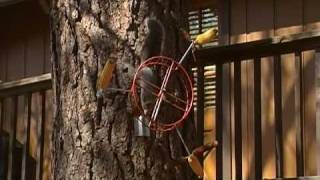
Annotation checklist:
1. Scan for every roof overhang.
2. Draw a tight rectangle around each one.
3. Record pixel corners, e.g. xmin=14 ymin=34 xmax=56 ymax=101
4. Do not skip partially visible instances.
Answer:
xmin=186 ymin=0 xmax=218 ymax=11
xmin=0 ymin=0 xmax=49 ymax=14
xmin=0 ymin=0 xmax=24 ymax=7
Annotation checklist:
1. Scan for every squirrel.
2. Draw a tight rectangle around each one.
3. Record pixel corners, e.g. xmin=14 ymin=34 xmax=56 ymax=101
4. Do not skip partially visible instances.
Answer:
xmin=138 ymin=17 xmax=188 ymax=123
xmin=140 ymin=17 xmax=166 ymax=61
xmin=138 ymin=17 xmax=165 ymax=118
xmin=137 ymin=66 xmax=159 ymax=121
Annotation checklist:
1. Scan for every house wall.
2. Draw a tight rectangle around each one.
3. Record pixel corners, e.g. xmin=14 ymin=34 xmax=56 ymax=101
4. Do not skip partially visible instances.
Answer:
xmin=0 ymin=2 xmax=52 ymax=180
xmin=0 ymin=3 xmax=50 ymax=81
xmin=221 ymin=0 xmax=320 ymax=179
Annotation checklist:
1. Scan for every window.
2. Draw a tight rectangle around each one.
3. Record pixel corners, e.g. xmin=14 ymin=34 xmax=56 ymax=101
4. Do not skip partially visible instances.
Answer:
xmin=188 ymin=7 xmax=218 ymax=110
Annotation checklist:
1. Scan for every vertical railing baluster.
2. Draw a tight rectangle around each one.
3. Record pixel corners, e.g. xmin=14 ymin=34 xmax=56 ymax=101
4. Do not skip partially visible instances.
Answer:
xmin=21 ymin=93 xmax=32 ymax=180
xmin=234 ymin=61 xmax=242 ymax=178
xmin=274 ymin=55 xmax=284 ymax=177
xmin=222 ymin=63 xmax=232 ymax=180
xmin=315 ymin=49 xmax=320 ymax=175
xmin=217 ymin=62 xmax=233 ymax=179
xmin=0 ymin=98 xmax=5 ymax=179
xmin=215 ymin=63 xmax=223 ymax=179
xmin=0 ymin=98 xmax=3 ymax=131
xmin=254 ymin=58 xmax=262 ymax=179
xmin=196 ymin=65 xmax=204 ymax=158
xmin=295 ymin=51 xmax=304 ymax=176
xmin=36 ymin=91 xmax=46 ymax=180
xmin=7 ymin=96 xmax=18 ymax=180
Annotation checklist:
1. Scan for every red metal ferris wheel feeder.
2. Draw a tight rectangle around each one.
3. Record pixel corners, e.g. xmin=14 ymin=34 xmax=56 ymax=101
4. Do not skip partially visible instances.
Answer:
xmin=96 ymin=28 xmax=218 ymax=178
xmin=131 ymin=56 xmax=194 ymax=132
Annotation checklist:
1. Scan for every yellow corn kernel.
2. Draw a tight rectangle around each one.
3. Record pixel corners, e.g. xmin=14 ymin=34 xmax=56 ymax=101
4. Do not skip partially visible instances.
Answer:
xmin=187 ymin=154 xmax=204 ymax=178
xmin=97 ymin=59 xmax=116 ymax=92
xmin=195 ymin=28 xmax=218 ymax=45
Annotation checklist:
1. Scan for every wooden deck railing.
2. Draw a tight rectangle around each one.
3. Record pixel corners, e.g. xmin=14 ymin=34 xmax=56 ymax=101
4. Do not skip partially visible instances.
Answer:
xmin=193 ymin=31 xmax=320 ymax=179
xmin=0 ymin=73 xmax=51 ymax=180
xmin=1 ymin=31 xmax=320 ymax=179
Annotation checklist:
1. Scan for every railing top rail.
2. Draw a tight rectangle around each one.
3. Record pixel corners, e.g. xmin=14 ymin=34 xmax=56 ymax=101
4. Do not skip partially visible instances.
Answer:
xmin=0 ymin=73 xmax=52 ymax=98
xmin=195 ymin=31 xmax=320 ymax=66
xmin=264 ymin=176 xmax=320 ymax=180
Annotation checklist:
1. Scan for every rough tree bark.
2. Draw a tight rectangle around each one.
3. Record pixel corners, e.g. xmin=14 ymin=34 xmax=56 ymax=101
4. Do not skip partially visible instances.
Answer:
xmin=51 ymin=0 xmax=195 ymax=179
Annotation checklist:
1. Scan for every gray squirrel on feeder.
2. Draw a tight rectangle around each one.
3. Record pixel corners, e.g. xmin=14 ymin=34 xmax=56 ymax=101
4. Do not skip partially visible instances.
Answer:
xmin=134 ymin=17 xmax=164 ymax=136
xmin=96 ymin=17 xmax=164 ymax=136
xmin=139 ymin=17 xmax=164 ymax=113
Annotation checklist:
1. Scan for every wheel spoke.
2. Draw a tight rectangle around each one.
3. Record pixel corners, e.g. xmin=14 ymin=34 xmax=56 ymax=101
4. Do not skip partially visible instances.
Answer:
xmin=138 ymin=77 xmax=188 ymax=105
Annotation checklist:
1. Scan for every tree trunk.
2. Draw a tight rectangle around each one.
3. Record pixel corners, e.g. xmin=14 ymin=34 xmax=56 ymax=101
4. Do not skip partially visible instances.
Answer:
xmin=50 ymin=0 xmax=194 ymax=179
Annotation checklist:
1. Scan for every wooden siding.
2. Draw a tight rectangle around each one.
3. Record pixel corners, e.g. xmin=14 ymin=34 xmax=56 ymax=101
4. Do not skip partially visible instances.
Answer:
xmin=0 ymin=2 xmax=50 ymax=82
xmin=0 ymin=2 xmax=51 ymax=180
